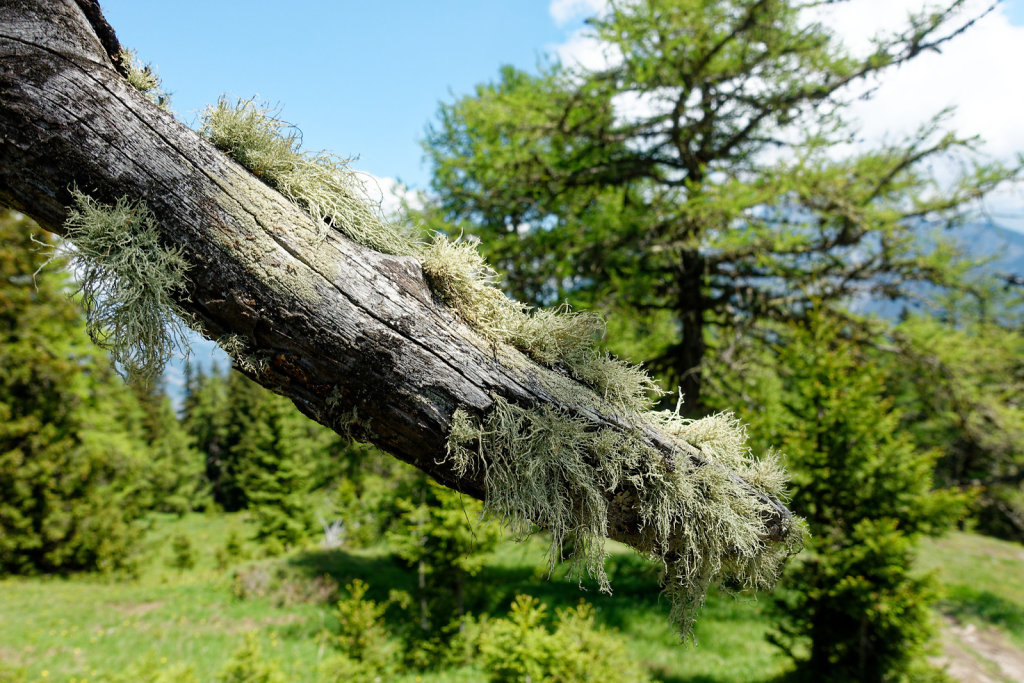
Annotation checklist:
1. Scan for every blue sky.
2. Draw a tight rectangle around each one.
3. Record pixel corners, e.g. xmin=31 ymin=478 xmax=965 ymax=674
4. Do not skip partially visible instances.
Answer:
xmin=1008 ymin=0 xmax=1024 ymax=22
xmin=100 ymin=1 xmax=586 ymax=190
xmin=101 ymin=0 xmax=1024 ymax=213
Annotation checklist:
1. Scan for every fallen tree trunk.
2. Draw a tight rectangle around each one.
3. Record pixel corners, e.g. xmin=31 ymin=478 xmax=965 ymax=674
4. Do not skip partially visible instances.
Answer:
xmin=0 ymin=0 xmax=794 ymax=576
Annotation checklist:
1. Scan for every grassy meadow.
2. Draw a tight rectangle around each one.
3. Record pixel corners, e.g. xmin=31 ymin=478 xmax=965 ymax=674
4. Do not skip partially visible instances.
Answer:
xmin=1 ymin=514 xmax=1022 ymax=681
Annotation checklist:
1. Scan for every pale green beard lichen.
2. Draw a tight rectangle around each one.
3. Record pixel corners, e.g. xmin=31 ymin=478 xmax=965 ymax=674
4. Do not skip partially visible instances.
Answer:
xmin=215 ymin=333 xmax=248 ymax=360
xmin=449 ymin=398 xmax=804 ymax=640
xmin=216 ymin=333 xmax=268 ymax=375
xmin=48 ymin=190 xmax=191 ymax=384
xmin=419 ymin=234 xmax=524 ymax=340
xmin=200 ymin=97 xmax=661 ymax=411
xmin=200 ymin=97 xmax=416 ymax=253
xmin=121 ymin=49 xmax=171 ymax=110
xmin=421 ymin=236 xmax=661 ymax=411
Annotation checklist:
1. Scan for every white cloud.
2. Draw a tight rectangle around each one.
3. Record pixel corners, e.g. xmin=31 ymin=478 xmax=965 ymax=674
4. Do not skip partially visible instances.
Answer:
xmin=549 ymin=0 xmax=609 ymax=26
xmin=547 ymin=0 xmax=1024 ymax=228
xmin=553 ymin=30 xmax=620 ymax=71
xmin=815 ymin=0 xmax=1024 ymax=161
xmin=354 ymin=172 xmax=425 ymax=220
xmin=549 ymin=0 xmax=619 ymax=69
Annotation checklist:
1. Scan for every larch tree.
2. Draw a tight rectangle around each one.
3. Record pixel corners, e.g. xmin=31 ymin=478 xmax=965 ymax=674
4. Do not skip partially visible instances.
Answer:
xmin=421 ymin=0 xmax=1020 ymax=409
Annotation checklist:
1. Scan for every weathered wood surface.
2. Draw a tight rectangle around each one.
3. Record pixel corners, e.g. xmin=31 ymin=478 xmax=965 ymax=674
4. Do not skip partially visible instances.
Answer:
xmin=0 ymin=0 xmax=792 ymax=549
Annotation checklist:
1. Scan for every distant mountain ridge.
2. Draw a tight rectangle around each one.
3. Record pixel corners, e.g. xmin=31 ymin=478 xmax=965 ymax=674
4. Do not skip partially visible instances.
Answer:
xmin=951 ymin=220 xmax=1024 ymax=281
xmin=850 ymin=219 xmax=1024 ymax=319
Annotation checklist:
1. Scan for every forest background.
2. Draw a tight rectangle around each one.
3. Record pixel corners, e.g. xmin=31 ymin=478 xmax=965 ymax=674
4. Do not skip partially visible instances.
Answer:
xmin=3 ymin=0 xmax=1024 ymax=681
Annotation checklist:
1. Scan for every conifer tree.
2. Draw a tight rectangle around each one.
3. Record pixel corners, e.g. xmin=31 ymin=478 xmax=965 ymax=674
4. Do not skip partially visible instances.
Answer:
xmin=387 ymin=478 xmax=501 ymax=638
xmin=890 ymin=316 xmax=1024 ymax=542
xmin=227 ymin=373 xmax=315 ymax=549
xmin=753 ymin=314 xmax=964 ymax=680
xmin=204 ymin=367 xmax=258 ymax=511
xmin=183 ymin=363 xmax=231 ymax=507
xmin=187 ymin=363 xmax=336 ymax=544
xmin=134 ymin=382 xmax=208 ymax=514
xmin=0 ymin=210 xmax=148 ymax=573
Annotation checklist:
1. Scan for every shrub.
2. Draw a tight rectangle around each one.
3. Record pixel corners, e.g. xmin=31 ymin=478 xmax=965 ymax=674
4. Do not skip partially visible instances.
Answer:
xmin=168 ymin=533 xmax=196 ymax=570
xmin=472 ymin=595 xmax=652 ymax=682
xmin=111 ymin=652 xmax=199 ymax=682
xmin=216 ymin=529 xmax=248 ymax=570
xmin=217 ymin=633 xmax=286 ymax=683
xmin=324 ymin=579 xmax=397 ymax=678
xmin=0 ymin=662 xmax=26 ymax=683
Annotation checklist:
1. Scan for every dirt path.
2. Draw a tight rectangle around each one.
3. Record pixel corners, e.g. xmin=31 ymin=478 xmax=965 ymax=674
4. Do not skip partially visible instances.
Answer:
xmin=935 ymin=617 xmax=1024 ymax=682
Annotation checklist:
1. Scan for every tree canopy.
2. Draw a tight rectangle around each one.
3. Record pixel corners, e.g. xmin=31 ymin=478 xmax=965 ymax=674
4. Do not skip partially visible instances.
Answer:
xmin=422 ymin=0 xmax=1020 ymax=406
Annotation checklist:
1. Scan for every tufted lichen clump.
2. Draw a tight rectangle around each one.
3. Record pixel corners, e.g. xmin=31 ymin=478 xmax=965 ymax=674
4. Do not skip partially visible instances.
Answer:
xmin=420 ymin=236 xmax=661 ymax=412
xmin=200 ymin=97 xmax=660 ymax=411
xmin=200 ymin=96 xmax=417 ymax=253
xmin=46 ymin=189 xmax=191 ymax=384
xmin=121 ymin=49 xmax=171 ymax=110
xmin=449 ymin=397 xmax=803 ymax=639
xmin=215 ymin=333 xmax=267 ymax=374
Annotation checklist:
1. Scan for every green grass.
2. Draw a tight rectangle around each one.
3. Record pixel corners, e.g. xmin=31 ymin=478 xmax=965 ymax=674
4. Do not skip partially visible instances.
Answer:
xmin=289 ymin=535 xmax=792 ymax=681
xmin=0 ymin=514 xmax=325 ymax=681
xmin=3 ymin=518 xmax=1022 ymax=681
xmin=918 ymin=530 xmax=1024 ymax=646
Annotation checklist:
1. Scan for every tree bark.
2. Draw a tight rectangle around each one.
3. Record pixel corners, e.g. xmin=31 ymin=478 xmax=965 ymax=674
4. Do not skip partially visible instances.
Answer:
xmin=674 ymin=249 xmax=708 ymax=411
xmin=0 ymin=0 xmax=793 ymax=552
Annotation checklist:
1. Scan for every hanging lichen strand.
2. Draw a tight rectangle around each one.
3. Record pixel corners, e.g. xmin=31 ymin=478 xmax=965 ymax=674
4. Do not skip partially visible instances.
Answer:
xmin=46 ymin=190 xmax=192 ymax=384
xmin=199 ymin=97 xmax=804 ymax=638
xmin=448 ymin=398 xmax=802 ymax=638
